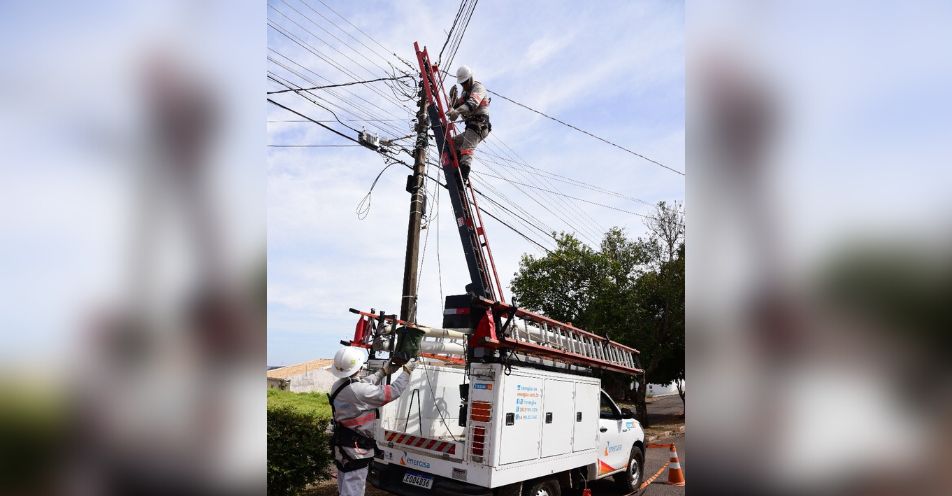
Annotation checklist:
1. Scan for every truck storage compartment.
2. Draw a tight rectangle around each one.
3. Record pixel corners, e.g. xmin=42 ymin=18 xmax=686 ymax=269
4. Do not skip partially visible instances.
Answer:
xmin=497 ymin=374 xmax=543 ymax=464
xmin=572 ymin=382 xmax=599 ymax=452
xmin=540 ymin=379 xmax=575 ymax=457
xmin=378 ymin=364 xmax=467 ymax=448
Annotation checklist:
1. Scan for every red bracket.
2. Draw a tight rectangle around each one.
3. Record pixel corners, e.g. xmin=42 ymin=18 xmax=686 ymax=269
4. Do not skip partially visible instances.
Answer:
xmin=470 ymin=307 xmax=499 ymax=348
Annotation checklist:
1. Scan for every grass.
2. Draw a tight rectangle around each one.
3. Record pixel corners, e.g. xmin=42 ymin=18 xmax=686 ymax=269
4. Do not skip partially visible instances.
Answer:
xmin=267 ymin=388 xmax=332 ymax=418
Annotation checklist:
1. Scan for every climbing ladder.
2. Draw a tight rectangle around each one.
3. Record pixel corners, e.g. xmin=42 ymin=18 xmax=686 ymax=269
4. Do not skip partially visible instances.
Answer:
xmin=414 ymin=42 xmax=505 ymax=303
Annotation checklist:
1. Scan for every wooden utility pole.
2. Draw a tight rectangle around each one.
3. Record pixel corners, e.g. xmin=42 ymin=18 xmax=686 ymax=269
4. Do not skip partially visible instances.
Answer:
xmin=399 ymin=79 xmax=430 ymax=323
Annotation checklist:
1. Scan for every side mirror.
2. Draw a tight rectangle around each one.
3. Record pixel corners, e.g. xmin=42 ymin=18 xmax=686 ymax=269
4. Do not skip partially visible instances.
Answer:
xmin=621 ymin=408 xmax=635 ymax=419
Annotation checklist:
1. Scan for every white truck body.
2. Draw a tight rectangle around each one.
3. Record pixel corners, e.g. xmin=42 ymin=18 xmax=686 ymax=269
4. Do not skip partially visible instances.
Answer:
xmin=370 ymin=362 xmax=644 ymax=496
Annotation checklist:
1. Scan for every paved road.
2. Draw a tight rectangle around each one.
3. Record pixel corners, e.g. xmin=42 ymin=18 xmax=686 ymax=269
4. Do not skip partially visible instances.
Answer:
xmin=646 ymin=394 xmax=684 ymax=419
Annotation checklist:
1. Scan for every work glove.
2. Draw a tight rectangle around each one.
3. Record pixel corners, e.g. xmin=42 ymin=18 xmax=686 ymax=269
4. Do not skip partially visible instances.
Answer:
xmin=449 ymin=85 xmax=459 ymax=105
xmin=380 ymin=361 xmax=399 ymax=375
xmin=447 ymin=108 xmax=460 ymax=121
xmin=402 ymin=360 xmax=418 ymax=374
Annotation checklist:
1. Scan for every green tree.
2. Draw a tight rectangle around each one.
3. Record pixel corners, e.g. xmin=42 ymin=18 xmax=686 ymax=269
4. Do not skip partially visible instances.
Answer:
xmin=510 ymin=202 xmax=685 ymax=424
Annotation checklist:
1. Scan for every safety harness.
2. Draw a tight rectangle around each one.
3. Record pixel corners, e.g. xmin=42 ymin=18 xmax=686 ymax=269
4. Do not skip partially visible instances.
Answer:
xmin=458 ymin=85 xmax=492 ymax=135
xmin=328 ymin=379 xmax=377 ymax=472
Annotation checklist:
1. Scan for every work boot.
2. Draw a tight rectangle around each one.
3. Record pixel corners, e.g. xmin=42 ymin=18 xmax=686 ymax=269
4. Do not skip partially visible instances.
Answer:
xmin=461 ymin=163 xmax=471 ymax=184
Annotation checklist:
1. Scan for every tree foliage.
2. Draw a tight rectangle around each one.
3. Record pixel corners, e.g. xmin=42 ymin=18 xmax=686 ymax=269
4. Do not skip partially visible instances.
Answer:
xmin=267 ymin=405 xmax=332 ymax=495
xmin=511 ymin=202 xmax=685 ymax=422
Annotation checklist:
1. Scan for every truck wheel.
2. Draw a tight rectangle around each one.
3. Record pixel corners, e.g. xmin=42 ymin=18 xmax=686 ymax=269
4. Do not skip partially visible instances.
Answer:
xmin=524 ymin=478 xmax=560 ymax=496
xmin=615 ymin=447 xmax=644 ymax=492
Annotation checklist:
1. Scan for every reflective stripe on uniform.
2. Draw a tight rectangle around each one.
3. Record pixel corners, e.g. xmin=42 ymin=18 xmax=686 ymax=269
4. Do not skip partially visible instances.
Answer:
xmin=384 ymin=384 xmax=392 ymax=402
xmin=339 ymin=411 xmax=376 ymax=428
xmin=460 ymin=148 xmax=475 ymax=155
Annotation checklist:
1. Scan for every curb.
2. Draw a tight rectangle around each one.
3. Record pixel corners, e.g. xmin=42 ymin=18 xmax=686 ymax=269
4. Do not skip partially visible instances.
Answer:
xmin=646 ymin=431 xmax=671 ymax=442
xmin=646 ymin=425 xmax=685 ymax=441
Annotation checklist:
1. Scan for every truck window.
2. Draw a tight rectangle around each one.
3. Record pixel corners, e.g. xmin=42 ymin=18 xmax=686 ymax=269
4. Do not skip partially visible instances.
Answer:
xmin=600 ymin=391 xmax=621 ymax=419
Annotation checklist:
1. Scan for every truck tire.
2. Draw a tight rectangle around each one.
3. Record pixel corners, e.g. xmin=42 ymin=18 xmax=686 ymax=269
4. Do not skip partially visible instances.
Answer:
xmin=524 ymin=478 xmax=560 ymax=496
xmin=615 ymin=447 xmax=644 ymax=492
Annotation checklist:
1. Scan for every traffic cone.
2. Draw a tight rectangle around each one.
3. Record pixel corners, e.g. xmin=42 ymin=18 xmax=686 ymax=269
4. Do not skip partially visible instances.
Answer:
xmin=666 ymin=444 xmax=685 ymax=486
xmin=582 ymin=488 xmax=592 ymax=496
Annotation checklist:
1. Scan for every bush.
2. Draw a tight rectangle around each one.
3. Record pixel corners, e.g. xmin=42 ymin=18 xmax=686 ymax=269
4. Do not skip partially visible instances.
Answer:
xmin=267 ymin=389 xmax=332 ymax=418
xmin=267 ymin=405 xmax=332 ymax=496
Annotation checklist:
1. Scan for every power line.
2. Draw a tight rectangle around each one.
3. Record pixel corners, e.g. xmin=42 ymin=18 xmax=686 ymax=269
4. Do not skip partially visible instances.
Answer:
xmin=472 ymin=170 xmax=652 ymax=218
xmin=267 ymin=52 xmax=411 ymax=140
xmin=267 ymin=20 xmax=413 ymax=118
xmin=268 ymin=144 xmax=361 ymax=147
xmin=443 ymin=0 xmax=478 ymax=72
xmin=312 ymin=0 xmax=408 ymax=67
xmin=268 ymin=72 xmax=362 ymax=133
xmin=480 ymin=136 xmax=655 ymax=207
xmin=276 ymin=0 xmax=399 ymax=78
xmin=477 ymin=140 xmax=606 ymax=244
xmin=267 ymin=75 xmax=412 ymax=94
xmin=267 ymin=98 xmax=359 ymax=143
xmin=268 ymin=118 xmax=409 ymax=122
xmin=487 ymin=89 xmax=684 ymax=175
xmin=475 ymin=156 xmax=602 ymax=246
xmin=267 ymin=99 xmax=553 ymax=252
xmin=438 ymin=0 xmax=468 ymax=66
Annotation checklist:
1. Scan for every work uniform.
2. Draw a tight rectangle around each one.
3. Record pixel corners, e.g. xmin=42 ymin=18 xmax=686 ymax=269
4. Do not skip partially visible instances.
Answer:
xmin=330 ymin=369 xmax=410 ymax=496
xmin=450 ymin=80 xmax=491 ymax=182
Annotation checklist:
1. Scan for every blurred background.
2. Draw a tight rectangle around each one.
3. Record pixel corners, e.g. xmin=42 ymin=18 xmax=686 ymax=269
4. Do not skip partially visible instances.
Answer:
xmin=688 ymin=1 xmax=951 ymax=495
xmin=0 ymin=1 xmax=265 ymax=494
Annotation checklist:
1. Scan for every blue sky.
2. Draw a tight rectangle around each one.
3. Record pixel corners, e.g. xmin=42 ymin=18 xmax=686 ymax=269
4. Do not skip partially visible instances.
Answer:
xmin=266 ymin=0 xmax=686 ymax=365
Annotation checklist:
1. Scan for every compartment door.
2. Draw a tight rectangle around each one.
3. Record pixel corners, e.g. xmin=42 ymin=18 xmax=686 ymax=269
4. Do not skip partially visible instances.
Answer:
xmin=498 ymin=376 xmax=543 ymax=464
xmin=541 ymin=379 xmax=575 ymax=457
xmin=573 ymin=382 xmax=600 ymax=452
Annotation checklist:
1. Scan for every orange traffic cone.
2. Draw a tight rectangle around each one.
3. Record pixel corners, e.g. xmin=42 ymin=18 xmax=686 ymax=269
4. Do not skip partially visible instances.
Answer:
xmin=666 ymin=444 xmax=685 ymax=486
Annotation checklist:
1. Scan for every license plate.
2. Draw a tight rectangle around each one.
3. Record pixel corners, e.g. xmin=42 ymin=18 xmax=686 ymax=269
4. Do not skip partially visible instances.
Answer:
xmin=402 ymin=472 xmax=434 ymax=490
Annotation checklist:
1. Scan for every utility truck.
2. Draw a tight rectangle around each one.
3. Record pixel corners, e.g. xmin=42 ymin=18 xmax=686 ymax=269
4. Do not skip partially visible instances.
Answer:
xmin=342 ymin=43 xmax=646 ymax=496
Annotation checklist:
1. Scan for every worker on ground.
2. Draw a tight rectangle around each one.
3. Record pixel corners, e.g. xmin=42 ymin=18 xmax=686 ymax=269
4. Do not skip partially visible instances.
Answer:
xmin=328 ymin=346 xmax=417 ymax=496
xmin=447 ymin=65 xmax=490 ymax=183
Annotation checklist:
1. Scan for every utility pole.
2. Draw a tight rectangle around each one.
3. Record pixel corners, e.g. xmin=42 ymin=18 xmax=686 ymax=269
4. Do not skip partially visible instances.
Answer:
xmin=399 ymin=78 xmax=430 ymax=323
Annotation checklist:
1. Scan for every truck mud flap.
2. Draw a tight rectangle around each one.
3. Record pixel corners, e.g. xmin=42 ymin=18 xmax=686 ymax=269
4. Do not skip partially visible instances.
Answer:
xmin=370 ymin=461 xmax=492 ymax=496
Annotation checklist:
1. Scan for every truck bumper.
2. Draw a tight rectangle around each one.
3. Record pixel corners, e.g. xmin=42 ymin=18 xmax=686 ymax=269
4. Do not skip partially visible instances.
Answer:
xmin=369 ymin=461 xmax=492 ymax=496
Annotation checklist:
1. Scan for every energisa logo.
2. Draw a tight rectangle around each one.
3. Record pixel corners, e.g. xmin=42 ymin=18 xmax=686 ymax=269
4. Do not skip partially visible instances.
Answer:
xmin=400 ymin=454 xmax=432 ymax=469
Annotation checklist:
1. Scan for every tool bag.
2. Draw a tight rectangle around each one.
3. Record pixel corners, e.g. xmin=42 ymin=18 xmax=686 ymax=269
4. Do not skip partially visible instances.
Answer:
xmin=391 ymin=326 xmax=426 ymax=366
xmin=466 ymin=113 xmax=492 ymax=136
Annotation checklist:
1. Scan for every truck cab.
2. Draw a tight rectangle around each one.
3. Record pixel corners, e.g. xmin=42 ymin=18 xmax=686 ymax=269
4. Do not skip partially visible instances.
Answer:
xmin=597 ymin=390 xmax=644 ymax=488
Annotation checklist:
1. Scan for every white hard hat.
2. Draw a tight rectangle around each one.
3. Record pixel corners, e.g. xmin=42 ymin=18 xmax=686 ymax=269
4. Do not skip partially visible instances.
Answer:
xmin=330 ymin=346 xmax=368 ymax=378
xmin=456 ymin=65 xmax=473 ymax=84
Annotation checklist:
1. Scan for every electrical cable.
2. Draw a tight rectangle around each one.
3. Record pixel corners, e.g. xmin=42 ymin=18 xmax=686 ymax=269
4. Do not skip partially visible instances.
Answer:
xmin=487 ymin=89 xmax=684 ymax=175
xmin=268 ymin=144 xmax=361 ymax=147
xmin=268 ymin=10 xmax=413 ymax=114
xmin=266 ymin=75 xmax=413 ymax=94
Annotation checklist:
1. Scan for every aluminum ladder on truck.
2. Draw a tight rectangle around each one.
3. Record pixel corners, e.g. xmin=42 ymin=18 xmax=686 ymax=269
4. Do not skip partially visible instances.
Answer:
xmin=444 ymin=297 xmax=642 ymax=375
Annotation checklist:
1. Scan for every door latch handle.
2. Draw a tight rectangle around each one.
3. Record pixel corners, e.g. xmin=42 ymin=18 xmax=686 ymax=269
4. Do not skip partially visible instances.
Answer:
xmin=599 ymin=427 xmax=608 ymax=433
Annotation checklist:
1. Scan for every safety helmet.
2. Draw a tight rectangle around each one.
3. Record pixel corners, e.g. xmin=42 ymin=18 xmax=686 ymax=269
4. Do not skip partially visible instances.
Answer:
xmin=456 ymin=65 xmax=473 ymax=84
xmin=330 ymin=346 xmax=368 ymax=378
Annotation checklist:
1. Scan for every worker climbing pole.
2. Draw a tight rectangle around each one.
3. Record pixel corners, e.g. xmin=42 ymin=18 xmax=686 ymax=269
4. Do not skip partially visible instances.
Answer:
xmin=413 ymin=42 xmax=506 ymax=304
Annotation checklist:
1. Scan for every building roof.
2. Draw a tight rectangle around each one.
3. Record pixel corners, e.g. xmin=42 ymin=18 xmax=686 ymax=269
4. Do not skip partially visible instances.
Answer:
xmin=266 ymin=358 xmax=334 ymax=380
